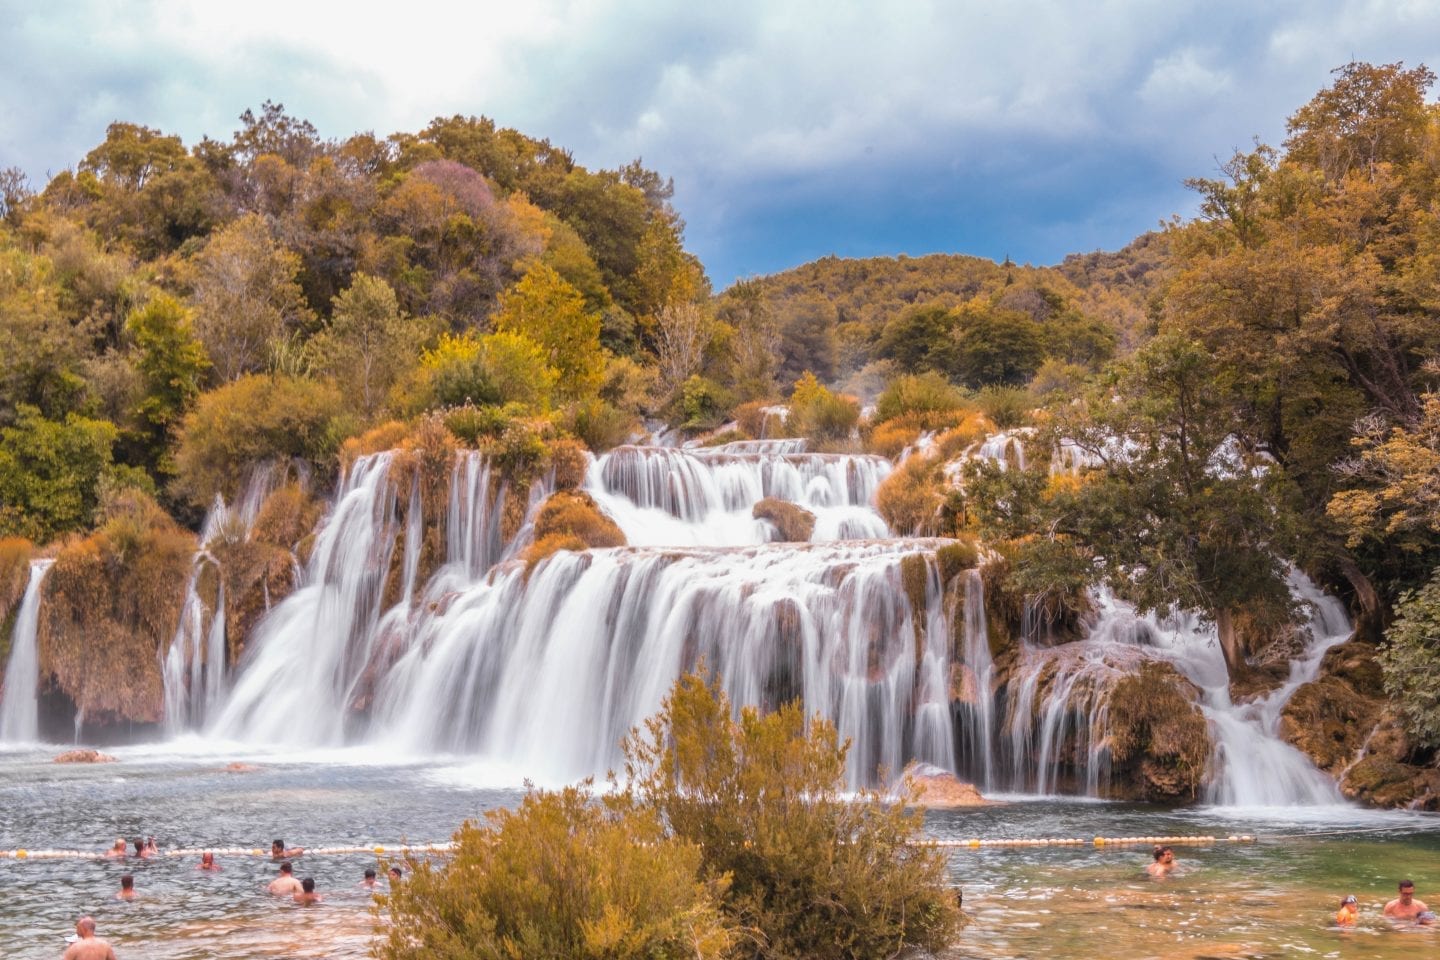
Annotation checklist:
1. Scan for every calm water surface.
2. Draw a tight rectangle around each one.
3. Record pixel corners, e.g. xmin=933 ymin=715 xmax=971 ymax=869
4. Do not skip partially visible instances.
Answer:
xmin=2 ymin=744 xmax=1437 ymax=960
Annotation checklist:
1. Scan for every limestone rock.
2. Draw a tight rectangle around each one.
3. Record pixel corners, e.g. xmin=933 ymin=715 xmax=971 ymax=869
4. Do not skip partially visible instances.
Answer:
xmin=903 ymin=762 xmax=990 ymax=807
xmin=54 ymin=749 xmax=116 ymax=764
xmin=752 ymin=498 xmax=816 ymax=542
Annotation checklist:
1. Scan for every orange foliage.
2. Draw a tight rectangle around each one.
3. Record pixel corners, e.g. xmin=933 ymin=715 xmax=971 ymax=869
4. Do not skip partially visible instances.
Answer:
xmin=875 ymin=456 xmax=945 ymax=536
xmin=549 ymin=436 xmax=590 ymax=491
xmin=534 ymin=492 xmax=626 ymax=549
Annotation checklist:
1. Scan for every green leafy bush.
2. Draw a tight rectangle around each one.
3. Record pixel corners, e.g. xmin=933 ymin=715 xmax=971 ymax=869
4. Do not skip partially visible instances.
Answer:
xmin=623 ymin=673 xmax=962 ymax=960
xmin=874 ymin=372 xmax=966 ymax=423
xmin=787 ymin=372 xmax=859 ymax=445
xmin=172 ymin=374 xmax=349 ymax=506
xmin=1378 ymin=568 xmax=1440 ymax=748
xmin=0 ymin=405 xmax=120 ymax=542
xmin=376 ymin=785 xmax=734 ymax=960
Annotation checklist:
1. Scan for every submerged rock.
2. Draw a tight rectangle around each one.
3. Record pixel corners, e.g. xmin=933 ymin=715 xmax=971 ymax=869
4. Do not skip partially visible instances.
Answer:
xmin=54 ymin=749 xmax=116 ymax=764
xmin=903 ymin=762 xmax=989 ymax=807
xmin=752 ymin=498 xmax=816 ymax=542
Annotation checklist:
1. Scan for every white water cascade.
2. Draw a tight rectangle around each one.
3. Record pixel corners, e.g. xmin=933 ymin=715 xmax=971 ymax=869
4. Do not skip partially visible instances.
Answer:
xmin=0 ymin=560 xmax=54 ymax=744
xmin=587 ymin=445 xmax=891 ymax=546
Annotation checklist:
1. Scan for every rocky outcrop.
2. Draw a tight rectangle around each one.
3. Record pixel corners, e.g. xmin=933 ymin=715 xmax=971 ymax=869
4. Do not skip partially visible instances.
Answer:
xmin=903 ymin=763 xmax=990 ymax=807
xmin=1281 ymin=641 xmax=1440 ymax=808
xmin=752 ymin=498 xmax=815 ymax=542
xmin=54 ymin=749 xmax=116 ymax=763
xmin=523 ymin=491 xmax=627 ymax=568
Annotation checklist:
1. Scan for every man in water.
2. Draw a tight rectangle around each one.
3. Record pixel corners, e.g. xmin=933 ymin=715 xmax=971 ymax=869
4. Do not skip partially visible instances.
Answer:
xmin=197 ymin=852 xmax=221 ymax=872
xmin=63 ymin=917 xmax=117 ymax=960
xmin=103 ymin=839 xmax=127 ymax=859
xmin=1384 ymin=880 xmax=1429 ymax=921
xmin=1146 ymin=845 xmax=1176 ymax=877
xmin=267 ymin=860 xmax=303 ymax=896
xmin=132 ymin=838 xmax=150 ymax=859
xmin=115 ymin=875 xmax=136 ymax=901
xmin=293 ymin=877 xmax=323 ymax=905
xmin=271 ymin=838 xmax=304 ymax=860
xmin=360 ymin=868 xmax=379 ymax=890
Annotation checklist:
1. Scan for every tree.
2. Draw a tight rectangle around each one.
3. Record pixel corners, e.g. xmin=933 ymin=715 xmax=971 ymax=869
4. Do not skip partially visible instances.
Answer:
xmin=0 ymin=239 xmax=93 ymax=424
xmin=653 ymin=302 xmax=714 ymax=397
xmin=718 ymin=279 xmax=780 ymax=399
xmin=0 ymin=406 xmax=119 ymax=542
xmin=190 ymin=214 xmax=314 ymax=380
xmin=1377 ymin=569 xmax=1440 ymax=748
xmin=125 ymin=294 xmax=210 ymax=476
xmin=622 ymin=672 xmax=962 ymax=960
xmin=949 ymin=301 xmax=1045 ymax=388
xmin=310 ymin=273 xmax=415 ymax=416
xmin=377 ymin=785 xmax=733 ymax=960
xmin=491 ymin=261 xmax=602 ymax=400
xmin=1285 ymin=61 xmax=1436 ymax=182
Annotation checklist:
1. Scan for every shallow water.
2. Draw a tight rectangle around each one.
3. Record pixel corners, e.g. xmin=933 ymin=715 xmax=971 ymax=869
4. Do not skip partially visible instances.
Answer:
xmin=2 ymin=746 xmax=1438 ymax=959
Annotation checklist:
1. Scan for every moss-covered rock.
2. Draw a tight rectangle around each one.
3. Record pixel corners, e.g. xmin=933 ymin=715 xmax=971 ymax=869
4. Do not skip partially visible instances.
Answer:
xmin=1104 ymin=662 xmax=1210 ymax=802
xmin=533 ymin=492 xmax=626 ymax=551
xmin=752 ymin=498 xmax=815 ymax=543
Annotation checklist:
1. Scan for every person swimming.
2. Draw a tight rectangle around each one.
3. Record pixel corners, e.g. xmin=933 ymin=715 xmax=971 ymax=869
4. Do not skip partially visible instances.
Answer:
xmin=1335 ymin=894 xmax=1358 ymax=926
xmin=1146 ymin=845 xmax=1176 ymax=877
xmin=133 ymin=838 xmax=150 ymax=859
xmin=293 ymin=876 xmax=323 ymax=905
xmin=389 ymin=865 xmax=403 ymax=883
xmin=197 ymin=851 xmax=221 ymax=872
xmin=1384 ymin=880 xmax=1429 ymax=922
xmin=115 ymin=874 xmax=136 ymax=901
xmin=271 ymin=838 xmax=305 ymax=859
xmin=103 ymin=838 xmax=127 ymax=859
xmin=267 ymin=860 xmax=303 ymax=896
xmin=360 ymin=868 xmax=379 ymax=890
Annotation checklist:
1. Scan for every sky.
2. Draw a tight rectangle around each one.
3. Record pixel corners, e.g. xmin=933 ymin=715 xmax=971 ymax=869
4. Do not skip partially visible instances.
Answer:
xmin=2 ymin=0 xmax=1439 ymax=288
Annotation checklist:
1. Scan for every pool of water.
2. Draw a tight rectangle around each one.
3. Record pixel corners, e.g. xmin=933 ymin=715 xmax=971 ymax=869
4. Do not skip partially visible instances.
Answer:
xmin=3 ymin=744 xmax=1438 ymax=959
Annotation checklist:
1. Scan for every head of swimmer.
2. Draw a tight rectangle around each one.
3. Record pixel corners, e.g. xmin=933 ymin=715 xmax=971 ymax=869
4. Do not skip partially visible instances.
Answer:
xmin=1151 ymin=845 xmax=1174 ymax=864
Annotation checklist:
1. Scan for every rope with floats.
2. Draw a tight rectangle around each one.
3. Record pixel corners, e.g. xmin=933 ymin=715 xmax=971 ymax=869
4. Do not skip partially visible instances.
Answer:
xmin=920 ymin=834 xmax=1251 ymax=849
xmin=0 ymin=843 xmax=454 ymax=861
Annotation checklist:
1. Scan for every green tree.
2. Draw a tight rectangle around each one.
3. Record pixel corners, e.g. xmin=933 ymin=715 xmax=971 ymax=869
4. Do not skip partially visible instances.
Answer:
xmin=0 ymin=406 xmax=119 ymax=542
xmin=377 ymin=785 xmax=734 ymax=960
xmin=125 ymin=294 xmax=210 ymax=476
xmin=310 ymin=273 xmax=416 ymax=416
xmin=492 ymin=261 xmax=602 ymax=400
xmin=876 ymin=303 xmax=958 ymax=374
xmin=190 ymin=214 xmax=314 ymax=380
xmin=623 ymin=673 xmax=962 ymax=960
xmin=0 ymin=240 xmax=93 ymax=423
xmin=950 ymin=301 xmax=1045 ymax=388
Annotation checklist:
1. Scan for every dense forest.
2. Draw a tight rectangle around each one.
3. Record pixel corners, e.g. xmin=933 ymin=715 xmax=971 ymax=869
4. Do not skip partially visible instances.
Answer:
xmin=0 ymin=62 xmax=1438 ymax=793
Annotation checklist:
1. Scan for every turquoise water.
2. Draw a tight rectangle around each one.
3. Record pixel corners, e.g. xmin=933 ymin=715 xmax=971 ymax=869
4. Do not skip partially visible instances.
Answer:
xmin=2 ymin=746 xmax=1437 ymax=959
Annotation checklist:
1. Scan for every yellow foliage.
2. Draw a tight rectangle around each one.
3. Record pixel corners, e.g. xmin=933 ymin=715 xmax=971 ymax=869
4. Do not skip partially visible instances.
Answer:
xmin=875 ymin=456 xmax=945 ymax=536
xmin=534 ymin=492 xmax=626 ymax=549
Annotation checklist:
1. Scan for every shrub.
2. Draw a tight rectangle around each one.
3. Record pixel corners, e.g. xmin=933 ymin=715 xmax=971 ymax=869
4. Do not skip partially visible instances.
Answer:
xmin=975 ymin=385 xmax=1031 ymax=429
xmin=0 ymin=405 xmax=120 ymax=542
xmin=172 ymin=374 xmax=349 ymax=507
xmin=548 ymin=436 xmax=590 ymax=490
xmin=752 ymin=498 xmax=815 ymax=542
xmin=1378 ymin=568 xmax=1440 ymax=748
xmin=934 ymin=411 xmax=995 ymax=460
xmin=375 ymin=784 xmax=734 ymax=960
xmin=340 ymin=420 xmax=413 ymax=466
xmin=874 ymin=372 xmax=966 ymax=424
xmin=787 ymin=372 xmax=859 ymax=446
xmin=623 ymin=673 xmax=962 ymax=960
xmin=534 ymin=492 xmax=626 ymax=549
xmin=875 ymin=455 xmax=946 ymax=535
xmin=678 ymin=376 xmax=733 ymax=431
xmin=566 ymin=398 xmax=633 ymax=453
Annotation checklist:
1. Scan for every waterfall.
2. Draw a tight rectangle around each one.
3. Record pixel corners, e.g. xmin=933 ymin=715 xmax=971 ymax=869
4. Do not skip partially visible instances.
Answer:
xmin=955 ymin=570 xmax=997 ymax=789
xmin=162 ymin=469 xmax=279 ymax=731
xmin=371 ymin=540 xmax=956 ymax=789
xmin=587 ymin=445 xmax=891 ymax=546
xmin=976 ymin=572 xmax=1349 ymax=804
xmin=0 ymin=560 xmax=54 ymax=744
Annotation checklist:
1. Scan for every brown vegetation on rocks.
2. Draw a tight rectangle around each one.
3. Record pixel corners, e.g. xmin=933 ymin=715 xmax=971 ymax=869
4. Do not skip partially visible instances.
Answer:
xmin=1104 ymin=662 xmax=1210 ymax=802
xmin=534 ymin=492 xmax=626 ymax=549
xmin=752 ymin=498 xmax=815 ymax=542
xmin=40 ymin=490 xmax=193 ymax=725
xmin=875 ymin=455 xmax=945 ymax=535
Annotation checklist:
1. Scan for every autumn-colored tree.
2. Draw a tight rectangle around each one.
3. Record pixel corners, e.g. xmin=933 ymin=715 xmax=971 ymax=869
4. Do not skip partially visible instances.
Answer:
xmin=491 ymin=261 xmax=602 ymax=400
xmin=309 ymin=273 xmax=417 ymax=416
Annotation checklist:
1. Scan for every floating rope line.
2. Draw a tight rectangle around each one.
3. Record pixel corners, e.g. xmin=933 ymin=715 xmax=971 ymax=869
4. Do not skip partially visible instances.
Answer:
xmin=919 ymin=835 xmax=1253 ymax=849
xmin=0 ymin=843 xmax=455 ymax=861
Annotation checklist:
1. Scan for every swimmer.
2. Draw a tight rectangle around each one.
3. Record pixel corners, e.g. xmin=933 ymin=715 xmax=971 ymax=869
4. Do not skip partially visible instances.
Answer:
xmin=389 ymin=865 xmax=403 ymax=883
xmin=267 ymin=860 xmax=303 ymax=897
xmin=1146 ymin=844 xmax=1176 ymax=877
xmin=62 ymin=916 xmax=117 ymax=960
xmin=103 ymin=839 xmax=127 ymax=859
xmin=1335 ymin=894 xmax=1358 ymax=926
xmin=116 ymin=874 xmax=136 ymax=901
xmin=197 ymin=852 xmax=221 ymax=872
xmin=360 ymin=868 xmax=379 ymax=890
xmin=293 ymin=877 xmax=323 ymax=905
xmin=271 ymin=838 xmax=305 ymax=860
xmin=1384 ymin=880 xmax=1429 ymax=922
xmin=132 ymin=838 xmax=149 ymax=859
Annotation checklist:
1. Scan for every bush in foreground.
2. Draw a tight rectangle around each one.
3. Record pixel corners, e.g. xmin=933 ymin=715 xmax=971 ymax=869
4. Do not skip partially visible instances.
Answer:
xmin=376 ymin=785 xmax=733 ymax=960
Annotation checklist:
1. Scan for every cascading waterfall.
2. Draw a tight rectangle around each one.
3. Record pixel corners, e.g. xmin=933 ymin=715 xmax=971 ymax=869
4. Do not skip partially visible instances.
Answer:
xmin=372 ymin=541 xmax=956 ymax=788
xmin=954 ymin=570 xmax=997 ymax=790
xmin=0 ymin=560 xmax=54 ymax=744
xmin=587 ymin=445 xmax=890 ymax=546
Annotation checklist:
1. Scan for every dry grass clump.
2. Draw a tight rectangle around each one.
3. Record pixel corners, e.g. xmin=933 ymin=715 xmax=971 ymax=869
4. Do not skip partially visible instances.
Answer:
xmin=40 ymin=490 xmax=194 ymax=724
xmin=340 ymin=420 xmax=413 ymax=467
xmin=520 ymin=532 xmax=591 ymax=569
xmin=933 ymin=412 xmax=995 ymax=460
xmin=752 ymin=498 xmax=815 ymax=542
xmin=549 ymin=436 xmax=590 ymax=490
